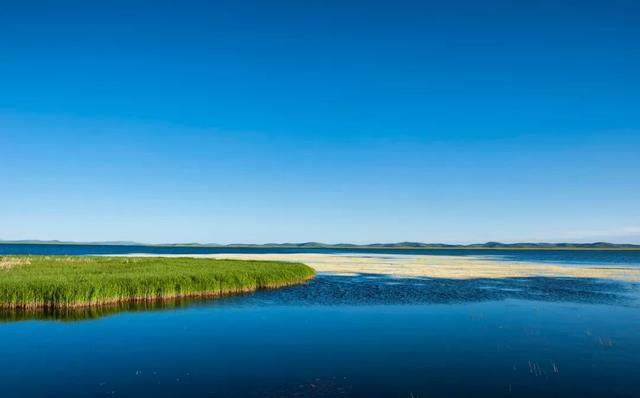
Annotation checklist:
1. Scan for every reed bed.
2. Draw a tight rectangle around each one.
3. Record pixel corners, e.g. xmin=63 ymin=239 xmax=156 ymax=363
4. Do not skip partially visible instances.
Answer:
xmin=0 ymin=256 xmax=315 ymax=309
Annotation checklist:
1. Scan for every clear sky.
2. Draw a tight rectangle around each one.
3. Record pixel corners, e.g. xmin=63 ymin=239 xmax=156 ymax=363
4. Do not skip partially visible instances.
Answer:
xmin=1 ymin=0 xmax=639 ymax=244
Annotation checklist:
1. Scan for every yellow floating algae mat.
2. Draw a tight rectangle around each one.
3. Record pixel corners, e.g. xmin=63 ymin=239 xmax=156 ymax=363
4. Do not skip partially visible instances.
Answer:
xmin=123 ymin=253 xmax=640 ymax=282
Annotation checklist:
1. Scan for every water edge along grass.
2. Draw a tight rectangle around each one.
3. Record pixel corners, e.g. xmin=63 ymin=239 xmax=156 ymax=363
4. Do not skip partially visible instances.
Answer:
xmin=0 ymin=256 xmax=315 ymax=309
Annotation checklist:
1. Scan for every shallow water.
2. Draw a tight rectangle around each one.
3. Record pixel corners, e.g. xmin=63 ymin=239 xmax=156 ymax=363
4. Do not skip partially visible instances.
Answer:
xmin=1 ymin=245 xmax=640 ymax=397
xmin=2 ymin=243 xmax=640 ymax=267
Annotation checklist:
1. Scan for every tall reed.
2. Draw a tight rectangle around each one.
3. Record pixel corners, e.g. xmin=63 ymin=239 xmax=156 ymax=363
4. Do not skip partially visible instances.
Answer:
xmin=0 ymin=256 xmax=315 ymax=309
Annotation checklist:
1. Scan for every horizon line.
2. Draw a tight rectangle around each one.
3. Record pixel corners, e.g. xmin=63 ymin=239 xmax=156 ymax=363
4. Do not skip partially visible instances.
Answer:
xmin=1 ymin=240 xmax=639 ymax=247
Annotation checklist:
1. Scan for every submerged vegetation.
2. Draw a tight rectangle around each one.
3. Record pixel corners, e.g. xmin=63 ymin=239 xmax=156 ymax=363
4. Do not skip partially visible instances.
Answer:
xmin=0 ymin=256 xmax=314 ymax=309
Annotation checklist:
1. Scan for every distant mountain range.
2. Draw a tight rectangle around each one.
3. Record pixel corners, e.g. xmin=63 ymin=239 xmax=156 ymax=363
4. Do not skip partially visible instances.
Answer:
xmin=0 ymin=240 xmax=141 ymax=246
xmin=0 ymin=240 xmax=639 ymax=249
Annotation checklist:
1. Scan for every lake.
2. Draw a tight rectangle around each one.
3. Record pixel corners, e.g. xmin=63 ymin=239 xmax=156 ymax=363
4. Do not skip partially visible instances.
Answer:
xmin=2 ymin=243 xmax=640 ymax=267
xmin=1 ymin=244 xmax=640 ymax=397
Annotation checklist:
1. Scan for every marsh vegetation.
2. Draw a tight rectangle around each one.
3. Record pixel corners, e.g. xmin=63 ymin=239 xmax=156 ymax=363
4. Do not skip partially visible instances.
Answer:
xmin=0 ymin=256 xmax=314 ymax=309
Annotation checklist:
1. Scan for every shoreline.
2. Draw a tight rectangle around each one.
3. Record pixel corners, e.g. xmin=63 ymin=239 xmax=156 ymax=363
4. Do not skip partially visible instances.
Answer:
xmin=0 ymin=256 xmax=315 ymax=310
xmin=0 ymin=276 xmax=314 ymax=310
xmin=118 ymin=253 xmax=640 ymax=283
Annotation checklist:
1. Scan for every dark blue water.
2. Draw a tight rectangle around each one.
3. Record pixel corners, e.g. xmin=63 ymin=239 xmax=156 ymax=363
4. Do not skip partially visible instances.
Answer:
xmin=1 ymin=244 xmax=640 ymax=397
xmin=2 ymin=243 xmax=640 ymax=267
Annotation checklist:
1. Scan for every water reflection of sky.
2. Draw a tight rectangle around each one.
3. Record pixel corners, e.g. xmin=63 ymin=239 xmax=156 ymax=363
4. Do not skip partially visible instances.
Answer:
xmin=2 ymin=270 xmax=640 ymax=397
xmin=2 ymin=278 xmax=640 ymax=397
xmin=3 ymin=274 xmax=639 ymax=323
xmin=473 ymin=252 xmax=640 ymax=267
xmin=222 ymin=274 xmax=640 ymax=308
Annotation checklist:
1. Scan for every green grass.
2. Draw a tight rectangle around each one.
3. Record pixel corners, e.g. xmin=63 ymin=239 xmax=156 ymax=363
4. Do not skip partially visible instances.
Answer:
xmin=0 ymin=256 xmax=315 ymax=309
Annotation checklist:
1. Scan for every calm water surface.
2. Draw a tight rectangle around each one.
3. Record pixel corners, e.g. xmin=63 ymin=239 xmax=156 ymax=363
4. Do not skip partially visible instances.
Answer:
xmin=2 ymin=243 xmax=640 ymax=266
xmin=1 ymin=244 xmax=640 ymax=397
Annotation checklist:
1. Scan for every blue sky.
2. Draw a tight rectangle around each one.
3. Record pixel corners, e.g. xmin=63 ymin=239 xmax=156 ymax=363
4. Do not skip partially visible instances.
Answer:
xmin=1 ymin=0 xmax=639 ymax=244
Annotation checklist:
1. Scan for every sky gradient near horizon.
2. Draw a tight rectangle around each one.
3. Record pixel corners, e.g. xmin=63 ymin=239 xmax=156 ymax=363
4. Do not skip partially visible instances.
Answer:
xmin=1 ymin=0 xmax=639 ymax=244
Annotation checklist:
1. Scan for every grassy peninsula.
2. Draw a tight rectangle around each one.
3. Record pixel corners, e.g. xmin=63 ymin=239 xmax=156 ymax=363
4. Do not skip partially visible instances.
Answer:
xmin=0 ymin=256 xmax=314 ymax=309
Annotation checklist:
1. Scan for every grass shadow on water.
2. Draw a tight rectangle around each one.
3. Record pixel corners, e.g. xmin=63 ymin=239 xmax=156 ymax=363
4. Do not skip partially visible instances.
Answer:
xmin=0 ymin=297 xmax=211 ymax=322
